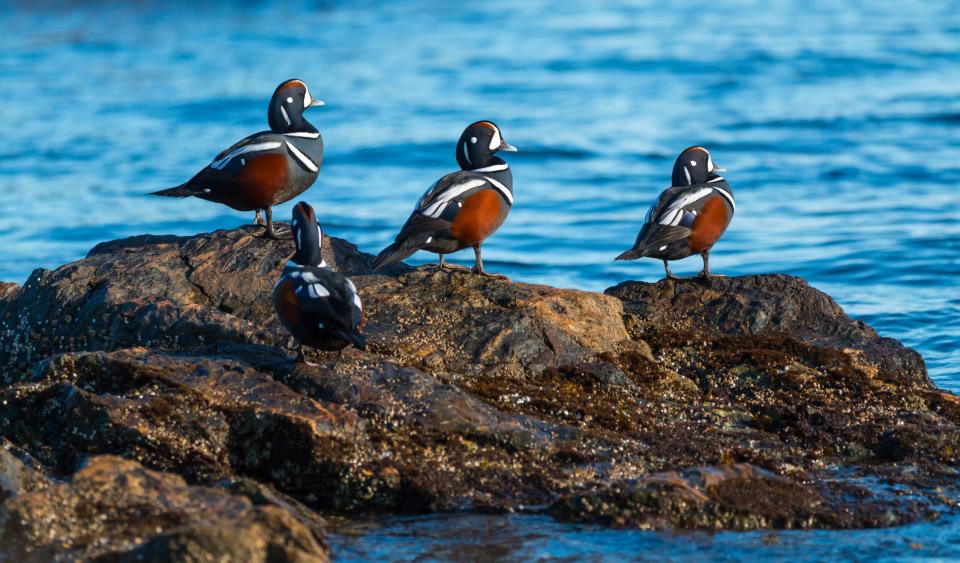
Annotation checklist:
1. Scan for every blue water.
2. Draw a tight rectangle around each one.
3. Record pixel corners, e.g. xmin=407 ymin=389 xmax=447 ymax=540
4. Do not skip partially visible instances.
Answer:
xmin=1 ymin=1 xmax=959 ymax=558
xmin=330 ymin=513 xmax=960 ymax=562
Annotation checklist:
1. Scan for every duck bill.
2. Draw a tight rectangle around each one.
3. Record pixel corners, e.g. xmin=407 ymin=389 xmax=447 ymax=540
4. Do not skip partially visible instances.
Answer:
xmin=497 ymin=141 xmax=518 ymax=152
xmin=308 ymin=98 xmax=326 ymax=108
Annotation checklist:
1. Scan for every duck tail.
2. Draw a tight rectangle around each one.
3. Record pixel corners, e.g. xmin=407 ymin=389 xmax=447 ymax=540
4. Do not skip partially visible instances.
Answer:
xmin=371 ymin=240 xmax=419 ymax=270
xmin=615 ymin=247 xmax=648 ymax=261
xmin=334 ymin=330 xmax=366 ymax=350
xmin=149 ymin=184 xmax=197 ymax=198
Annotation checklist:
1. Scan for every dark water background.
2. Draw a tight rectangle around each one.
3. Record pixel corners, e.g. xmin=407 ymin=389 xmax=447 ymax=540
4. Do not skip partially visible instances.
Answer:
xmin=1 ymin=1 xmax=959 ymax=559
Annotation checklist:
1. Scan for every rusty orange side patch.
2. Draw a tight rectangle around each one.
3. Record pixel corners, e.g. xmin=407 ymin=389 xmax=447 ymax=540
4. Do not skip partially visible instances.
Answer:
xmin=235 ymin=153 xmax=287 ymax=209
xmin=274 ymin=279 xmax=302 ymax=332
xmin=451 ymin=190 xmax=502 ymax=247
xmin=688 ymin=196 xmax=731 ymax=252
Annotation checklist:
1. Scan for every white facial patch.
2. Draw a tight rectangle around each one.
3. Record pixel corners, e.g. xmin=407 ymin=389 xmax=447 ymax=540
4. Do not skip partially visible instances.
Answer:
xmin=489 ymin=127 xmax=502 ymax=151
xmin=286 ymin=97 xmax=293 ymax=104
xmin=689 ymin=160 xmax=697 ymax=167
xmin=470 ymin=137 xmax=477 ymax=144
xmin=303 ymin=84 xmax=311 ymax=109
xmin=707 ymin=152 xmax=715 ymax=172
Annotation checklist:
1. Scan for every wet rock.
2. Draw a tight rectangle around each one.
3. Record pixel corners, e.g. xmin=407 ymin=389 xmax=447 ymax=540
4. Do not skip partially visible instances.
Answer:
xmin=360 ymin=269 xmax=630 ymax=376
xmin=0 ymin=283 xmax=17 ymax=301
xmin=606 ymin=275 xmax=928 ymax=386
xmin=0 ymin=226 xmax=956 ymax=555
xmin=0 ymin=226 xmax=401 ymax=380
xmin=551 ymin=464 xmax=932 ymax=530
xmin=0 ymin=455 xmax=327 ymax=562
xmin=0 ymin=439 xmax=50 ymax=502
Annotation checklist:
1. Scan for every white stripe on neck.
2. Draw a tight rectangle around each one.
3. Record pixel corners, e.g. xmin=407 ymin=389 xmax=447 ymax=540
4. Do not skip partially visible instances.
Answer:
xmin=470 ymin=163 xmax=509 ymax=173
xmin=284 ymin=131 xmax=320 ymax=139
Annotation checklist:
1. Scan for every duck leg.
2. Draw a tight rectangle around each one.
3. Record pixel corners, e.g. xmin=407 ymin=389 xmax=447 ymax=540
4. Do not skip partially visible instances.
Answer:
xmin=263 ymin=207 xmax=291 ymax=239
xmin=254 ymin=209 xmax=266 ymax=226
xmin=471 ymin=245 xmax=508 ymax=279
xmin=436 ymin=254 xmax=469 ymax=272
xmin=697 ymin=250 xmax=724 ymax=278
xmin=262 ymin=207 xmax=278 ymax=239
xmin=663 ymin=259 xmax=689 ymax=281
xmin=296 ymin=343 xmax=318 ymax=367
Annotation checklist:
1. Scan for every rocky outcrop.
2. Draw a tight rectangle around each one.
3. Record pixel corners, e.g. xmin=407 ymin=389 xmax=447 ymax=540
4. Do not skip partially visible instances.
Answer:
xmin=606 ymin=275 xmax=928 ymax=386
xmin=0 ymin=455 xmax=328 ymax=562
xmin=0 ymin=225 xmax=957 ymax=559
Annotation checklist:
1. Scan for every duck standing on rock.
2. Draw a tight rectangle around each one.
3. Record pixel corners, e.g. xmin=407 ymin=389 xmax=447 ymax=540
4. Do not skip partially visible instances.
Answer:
xmin=151 ymin=79 xmax=326 ymax=238
xmin=273 ymin=202 xmax=365 ymax=361
xmin=371 ymin=121 xmax=517 ymax=277
xmin=616 ymin=146 xmax=734 ymax=279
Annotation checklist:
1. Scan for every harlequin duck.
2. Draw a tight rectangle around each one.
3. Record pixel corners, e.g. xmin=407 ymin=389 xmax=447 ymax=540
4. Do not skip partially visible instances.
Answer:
xmin=273 ymin=202 xmax=365 ymax=361
xmin=151 ymin=79 xmax=325 ymax=238
xmin=371 ymin=121 xmax=517 ymax=276
xmin=615 ymin=146 xmax=734 ymax=279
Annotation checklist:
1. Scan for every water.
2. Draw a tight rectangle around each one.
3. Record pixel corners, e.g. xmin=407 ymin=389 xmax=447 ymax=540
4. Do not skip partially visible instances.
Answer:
xmin=329 ymin=513 xmax=960 ymax=562
xmin=1 ymin=1 xmax=958 ymax=559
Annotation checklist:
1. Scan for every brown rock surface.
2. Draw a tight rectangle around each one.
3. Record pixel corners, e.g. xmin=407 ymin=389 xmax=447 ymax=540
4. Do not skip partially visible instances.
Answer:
xmin=0 ymin=455 xmax=327 ymax=562
xmin=0 ymin=225 xmax=957 ymax=558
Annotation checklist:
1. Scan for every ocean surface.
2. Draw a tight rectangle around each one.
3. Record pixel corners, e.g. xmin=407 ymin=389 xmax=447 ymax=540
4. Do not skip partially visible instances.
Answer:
xmin=1 ymin=1 xmax=958 ymax=560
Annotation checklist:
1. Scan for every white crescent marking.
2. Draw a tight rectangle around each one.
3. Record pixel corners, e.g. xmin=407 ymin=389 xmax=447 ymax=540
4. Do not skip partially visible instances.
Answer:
xmin=284 ymin=131 xmax=321 ymax=139
xmin=421 ymin=179 xmax=487 ymax=217
xmin=285 ymin=140 xmax=319 ymax=172
xmin=489 ymin=127 xmax=502 ymax=150
xmin=470 ymin=163 xmax=509 ymax=172
xmin=210 ymin=141 xmax=282 ymax=170
xmin=484 ymin=175 xmax=513 ymax=205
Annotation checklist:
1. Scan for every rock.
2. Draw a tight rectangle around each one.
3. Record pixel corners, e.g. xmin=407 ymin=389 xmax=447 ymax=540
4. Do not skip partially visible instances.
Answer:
xmin=0 ymin=283 xmax=16 ymax=301
xmin=0 ymin=439 xmax=50 ymax=502
xmin=0 ymin=225 xmax=626 ymax=380
xmin=0 ymin=226 xmax=957 ymax=558
xmin=550 ymin=463 xmax=932 ymax=530
xmin=605 ymin=275 xmax=928 ymax=386
xmin=360 ymin=269 xmax=630 ymax=376
xmin=0 ymin=455 xmax=327 ymax=562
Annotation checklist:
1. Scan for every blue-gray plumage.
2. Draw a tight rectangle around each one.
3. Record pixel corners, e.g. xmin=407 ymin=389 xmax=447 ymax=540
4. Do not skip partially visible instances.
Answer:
xmin=616 ymin=147 xmax=735 ymax=279
xmin=273 ymin=202 xmax=365 ymax=361
xmin=151 ymin=79 xmax=325 ymax=238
